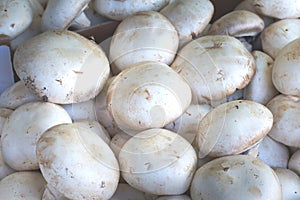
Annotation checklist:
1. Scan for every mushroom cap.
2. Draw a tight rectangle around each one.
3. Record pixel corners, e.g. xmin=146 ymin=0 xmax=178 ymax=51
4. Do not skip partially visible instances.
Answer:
xmin=13 ymin=30 xmax=110 ymax=104
xmin=37 ymin=123 xmax=120 ymax=200
xmin=119 ymin=128 xmax=197 ymax=195
xmin=109 ymin=11 xmax=178 ymax=73
xmin=92 ymin=0 xmax=169 ymax=21
xmin=272 ymin=37 xmax=300 ymax=96
xmin=1 ymin=101 xmax=72 ymax=171
xmin=0 ymin=81 xmax=41 ymax=110
xmin=109 ymin=132 xmax=132 ymax=157
xmin=0 ymin=0 xmax=34 ymax=39
xmin=208 ymin=10 xmax=264 ymax=37
xmin=273 ymin=168 xmax=300 ymax=200
xmin=41 ymin=0 xmax=90 ymax=31
xmin=160 ymin=0 xmax=214 ymax=48
xmin=261 ymin=19 xmax=300 ymax=59
xmin=171 ymin=35 xmax=255 ymax=105
xmin=195 ymin=100 xmax=273 ymax=158
xmin=253 ymin=0 xmax=300 ymax=19
xmin=107 ymin=61 xmax=191 ymax=134
xmin=0 ymin=171 xmax=46 ymax=199
xmin=257 ymin=136 xmax=289 ymax=168
xmin=243 ymin=50 xmax=279 ymax=105
xmin=190 ymin=155 xmax=282 ymax=200
xmin=266 ymin=94 xmax=300 ymax=147
xmin=61 ymin=99 xmax=97 ymax=121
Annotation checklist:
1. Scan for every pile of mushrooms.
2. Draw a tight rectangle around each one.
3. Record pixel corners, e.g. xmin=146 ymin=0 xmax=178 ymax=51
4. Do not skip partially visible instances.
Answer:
xmin=2 ymin=0 xmax=300 ymax=199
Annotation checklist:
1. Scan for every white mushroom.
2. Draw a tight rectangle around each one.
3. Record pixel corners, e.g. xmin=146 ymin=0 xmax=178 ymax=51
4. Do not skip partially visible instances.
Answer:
xmin=261 ymin=19 xmax=300 ymax=58
xmin=13 ymin=30 xmax=110 ymax=104
xmin=195 ymin=100 xmax=273 ymax=158
xmin=0 ymin=0 xmax=34 ymax=39
xmin=109 ymin=11 xmax=178 ymax=74
xmin=92 ymin=0 xmax=169 ymax=21
xmin=164 ymin=104 xmax=211 ymax=143
xmin=272 ymin=37 xmax=300 ymax=96
xmin=257 ymin=136 xmax=289 ymax=168
xmin=41 ymin=0 xmax=90 ymax=31
xmin=61 ymin=99 xmax=97 ymax=121
xmin=243 ymin=50 xmax=279 ymax=105
xmin=253 ymin=0 xmax=300 ymax=19
xmin=289 ymin=150 xmax=300 ymax=175
xmin=0 ymin=171 xmax=46 ymax=199
xmin=0 ymin=81 xmax=41 ymax=109
xmin=273 ymin=168 xmax=300 ymax=200
xmin=266 ymin=94 xmax=300 ymax=148
xmin=69 ymin=11 xmax=91 ymax=30
xmin=42 ymin=184 xmax=69 ymax=200
xmin=1 ymin=101 xmax=72 ymax=170
xmin=190 ymin=155 xmax=282 ymax=200
xmin=160 ymin=0 xmax=214 ymax=48
xmin=107 ymin=61 xmax=191 ymax=134
xmin=109 ymin=131 xmax=131 ymax=157
xmin=171 ymin=35 xmax=255 ymax=105
xmin=74 ymin=119 xmax=111 ymax=144
xmin=37 ymin=123 xmax=120 ymax=200
xmin=208 ymin=10 xmax=264 ymax=37
xmin=119 ymin=128 xmax=197 ymax=195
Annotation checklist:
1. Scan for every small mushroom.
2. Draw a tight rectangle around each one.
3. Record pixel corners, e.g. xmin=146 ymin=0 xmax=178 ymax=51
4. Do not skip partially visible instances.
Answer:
xmin=0 ymin=0 xmax=34 ymax=39
xmin=13 ymin=30 xmax=110 ymax=104
xmin=37 ymin=123 xmax=120 ymax=200
xmin=266 ymin=94 xmax=300 ymax=148
xmin=261 ymin=19 xmax=300 ymax=58
xmin=0 ymin=81 xmax=41 ymax=110
xmin=243 ymin=50 xmax=279 ymax=105
xmin=253 ymin=0 xmax=300 ymax=19
xmin=272 ymin=37 xmax=300 ymax=96
xmin=195 ymin=100 xmax=273 ymax=158
xmin=257 ymin=136 xmax=289 ymax=168
xmin=164 ymin=104 xmax=211 ymax=143
xmin=1 ymin=101 xmax=72 ymax=171
xmin=61 ymin=99 xmax=97 ymax=121
xmin=207 ymin=10 xmax=264 ymax=37
xmin=160 ymin=0 xmax=214 ymax=48
xmin=119 ymin=128 xmax=197 ymax=195
xmin=273 ymin=168 xmax=300 ymax=200
xmin=0 ymin=171 xmax=46 ymax=199
xmin=109 ymin=11 xmax=178 ymax=74
xmin=171 ymin=35 xmax=255 ymax=104
xmin=92 ymin=0 xmax=169 ymax=21
xmin=107 ymin=61 xmax=191 ymax=134
xmin=41 ymin=0 xmax=90 ymax=31
xmin=190 ymin=155 xmax=282 ymax=200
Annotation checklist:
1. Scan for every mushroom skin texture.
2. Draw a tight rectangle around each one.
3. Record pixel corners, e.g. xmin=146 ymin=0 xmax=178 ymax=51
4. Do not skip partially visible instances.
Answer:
xmin=273 ymin=168 xmax=300 ymax=200
xmin=195 ymin=100 xmax=273 ymax=158
xmin=266 ymin=95 xmax=300 ymax=148
xmin=272 ymin=38 xmax=300 ymax=96
xmin=107 ymin=61 xmax=191 ymax=134
xmin=257 ymin=136 xmax=289 ymax=168
xmin=171 ymin=35 xmax=255 ymax=105
xmin=41 ymin=0 xmax=90 ymax=31
xmin=119 ymin=128 xmax=197 ymax=195
xmin=253 ymin=0 xmax=300 ymax=19
xmin=1 ymin=102 xmax=72 ymax=171
xmin=109 ymin=131 xmax=132 ymax=157
xmin=289 ymin=150 xmax=300 ymax=176
xmin=42 ymin=184 xmax=69 ymax=200
xmin=61 ymin=99 xmax=97 ymax=121
xmin=160 ymin=0 xmax=214 ymax=48
xmin=13 ymin=30 xmax=110 ymax=104
xmin=0 ymin=0 xmax=34 ymax=39
xmin=190 ymin=155 xmax=282 ymax=200
xmin=0 ymin=171 xmax=46 ymax=200
xmin=0 ymin=81 xmax=41 ymax=110
xmin=261 ymin=19 xmax=300 ymax=59
xmin=243 ymin=50 xmax=279 ymax=105
xmin=37 ymin=123 xmax=120 ymax=200
xmin=109 ymin=11 xmax=178 ymax=74
xmin=92 ymin=0 xmax=169 ymax=21
xmin=208 ymin=10 xmax=264 ymax=37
